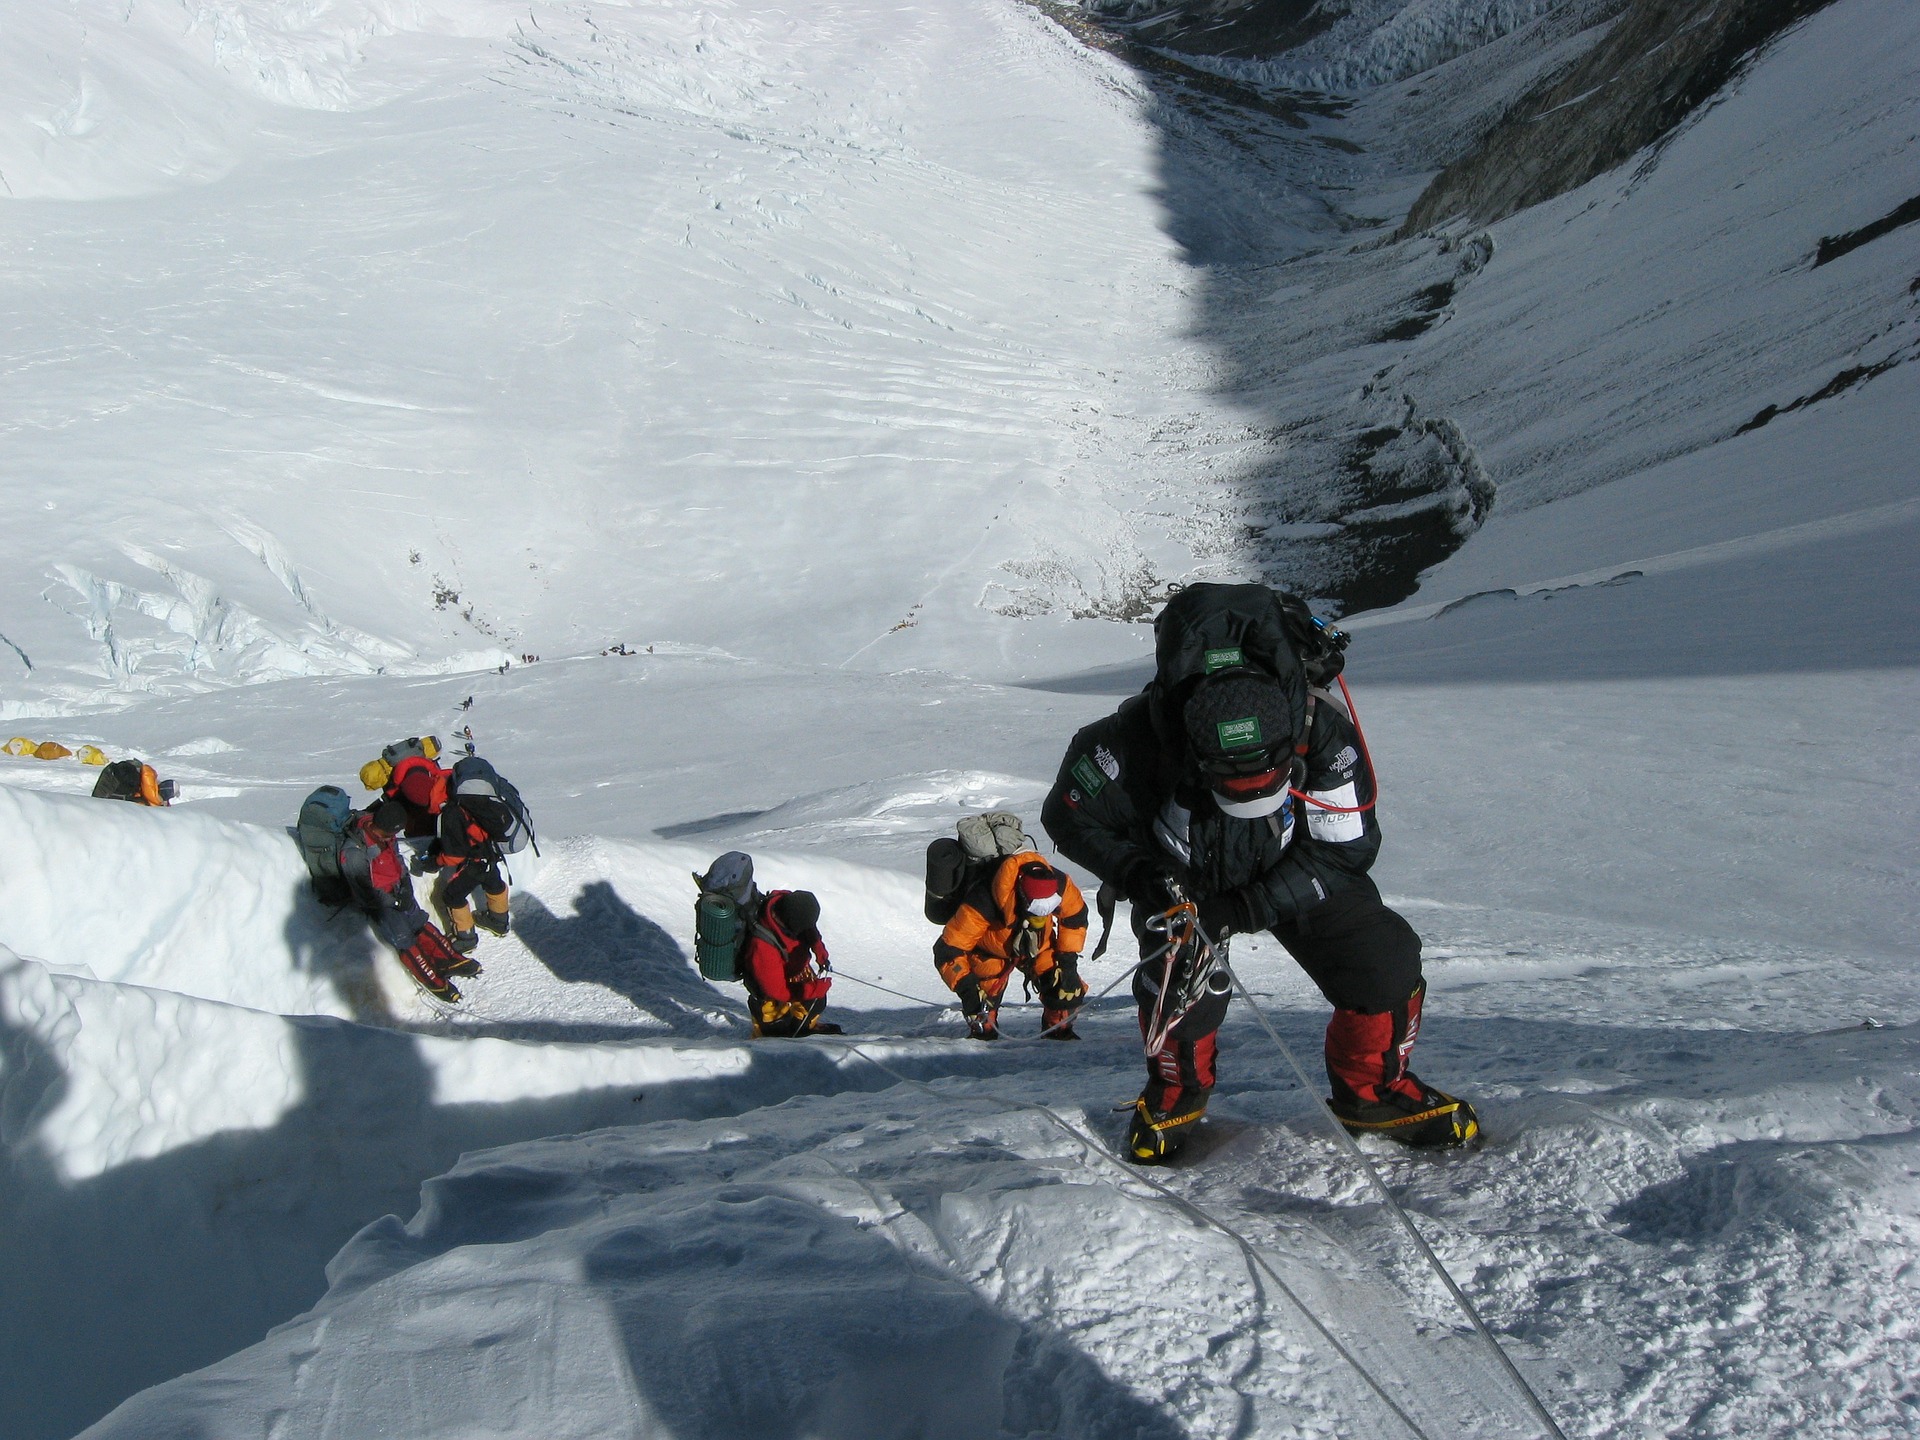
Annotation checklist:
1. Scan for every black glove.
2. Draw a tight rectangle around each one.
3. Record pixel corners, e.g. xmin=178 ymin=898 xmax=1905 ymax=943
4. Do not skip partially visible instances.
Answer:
xmin=1197 ymin=888 xmax=1252 ymax=939
xmin=1122 ymin=857 xmax=1183 ymax=911
xmin=408 ymin=846 xmax=438 ymax=875
xmin=954 ymin=974 xmax=986 ymax=1017
xmin=1046 ymin=956 xmax=1087 ymax=1006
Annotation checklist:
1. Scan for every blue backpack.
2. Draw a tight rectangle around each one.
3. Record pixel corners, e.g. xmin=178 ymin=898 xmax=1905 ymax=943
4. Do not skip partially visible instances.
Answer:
xmin=295 ymin=786 xmax=355 ymax=905
xmin=450 ymin=755 xmax=536 ymax=855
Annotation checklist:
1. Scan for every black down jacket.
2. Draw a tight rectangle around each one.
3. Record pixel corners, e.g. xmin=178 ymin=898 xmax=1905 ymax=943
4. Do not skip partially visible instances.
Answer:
xmin=1041 ymin=691 xmax=1380 ymax=932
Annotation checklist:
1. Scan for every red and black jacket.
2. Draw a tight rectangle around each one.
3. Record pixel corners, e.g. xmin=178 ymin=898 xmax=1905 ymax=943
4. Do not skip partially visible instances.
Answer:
xmin=435 ymin=796 xmax=507 ymax=871
xmin=740 ymin=891 xmax=830 ymax=1003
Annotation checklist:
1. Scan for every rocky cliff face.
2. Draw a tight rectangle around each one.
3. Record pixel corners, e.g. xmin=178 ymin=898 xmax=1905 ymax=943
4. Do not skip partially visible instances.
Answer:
xmin=1059 ymin=0 xmax=1911 ymax=613
xmin=1401 ymin=0 xmax=1840 ymax=232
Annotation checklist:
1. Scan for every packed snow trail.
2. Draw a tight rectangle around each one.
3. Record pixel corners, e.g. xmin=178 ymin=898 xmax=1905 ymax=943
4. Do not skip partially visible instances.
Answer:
xmin=0 ymin=786 xmax=1550 ymax=1438
xmin=9 ymin=777 xmax=1920 ymax=1437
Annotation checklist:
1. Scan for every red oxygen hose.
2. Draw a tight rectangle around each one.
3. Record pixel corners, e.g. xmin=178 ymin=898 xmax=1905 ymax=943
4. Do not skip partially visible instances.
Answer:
xmin=1289 ymin=675 xmax=1379 ymax=815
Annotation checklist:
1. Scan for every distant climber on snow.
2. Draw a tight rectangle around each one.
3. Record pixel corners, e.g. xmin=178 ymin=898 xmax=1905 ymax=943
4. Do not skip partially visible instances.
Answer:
xmin=91 ymin=757 xmax=175 ymax=807
xmin=927 ymin=815 xmax=1089 ymax=1040
xmin=1042 ymin=582 xmax=1478 ymax=1163
xmin=338 ymin=798 xmax=474 ymax=1002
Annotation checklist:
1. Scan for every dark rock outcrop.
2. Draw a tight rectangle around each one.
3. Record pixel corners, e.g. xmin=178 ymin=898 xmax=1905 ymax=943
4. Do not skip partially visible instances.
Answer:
xmin=1401 ymin=0 xmax=1839 ymax=235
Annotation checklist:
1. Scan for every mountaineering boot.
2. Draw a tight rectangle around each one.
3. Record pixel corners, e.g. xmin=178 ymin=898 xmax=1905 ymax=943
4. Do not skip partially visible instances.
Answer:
xmin=1040 ymin=1007 xmax=1079 ymax=1040
xmin=442 ymin=928 xmax=482 ymax=978
xmin=1329 ymin=1076 xmax=1479 ymax=1147
xmin=800 ymin=997 xmax=841 ymax=1036
xmin=753 ymin=999 xmax=821 ymax=1038
xmin=1322 ymin=982 xmax=1475 ymax=1145
xmin=1124 ymin=1096 xmax=1204 ymax=1164
xmin=476 ymin=887 xmax=511 ymax=936
xmin=398 ymin=940 xmax=460 ymax=1003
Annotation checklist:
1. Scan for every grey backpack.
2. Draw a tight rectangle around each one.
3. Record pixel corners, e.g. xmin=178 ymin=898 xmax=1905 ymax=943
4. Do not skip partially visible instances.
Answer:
xmin=924 ymin=812 xmax=1034 ymax=925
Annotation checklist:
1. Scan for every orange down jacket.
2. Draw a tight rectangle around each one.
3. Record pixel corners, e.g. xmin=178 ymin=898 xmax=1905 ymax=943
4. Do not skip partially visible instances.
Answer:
xmin=933 ymin=851 xmax=1087 ymax=992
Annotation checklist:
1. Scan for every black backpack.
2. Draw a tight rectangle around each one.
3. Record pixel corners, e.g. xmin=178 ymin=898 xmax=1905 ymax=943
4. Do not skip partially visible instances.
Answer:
xmin=1147 ymin=583 xmax=1349 ymax=744
xmin=449 ymin=755 xmax=536 ymax=855
xmin=91 ymin=759 xmax=173 ymax=804
xmin=91 ymin=759 xmax=147 ymax=802
xmin=1275 ymin=593 xmax=1350 ymax=688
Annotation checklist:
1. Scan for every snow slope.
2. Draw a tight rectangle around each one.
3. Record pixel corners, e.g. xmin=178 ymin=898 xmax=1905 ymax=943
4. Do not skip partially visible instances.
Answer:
xmin=0 ymin=0 xmax=1246 ymax=716
xmin=1 ymin=0 xmax=1916 ymax=1437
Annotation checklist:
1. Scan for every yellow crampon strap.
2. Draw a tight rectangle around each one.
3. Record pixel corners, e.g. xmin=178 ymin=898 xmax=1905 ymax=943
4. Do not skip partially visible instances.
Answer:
xmin=1141 ymin=1106 xmax=1203 ymax=1135
xmin=1340 ymin=1096 xmax=1479 ymax=1144
xmin=1128 ymin=1099 xmax=1205 ymax=1159
xmin=751 ymin=999 xmax=812 ymax=1036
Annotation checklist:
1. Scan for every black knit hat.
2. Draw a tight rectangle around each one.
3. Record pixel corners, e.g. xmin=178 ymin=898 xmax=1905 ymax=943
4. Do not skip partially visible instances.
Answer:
xmin=774 ymin=890 xmax=821 ymax=937
xmin=1181 ymin=674 xmax=1293 ymax=773
xmin=370 ymin=799 xmax=410 ymax=835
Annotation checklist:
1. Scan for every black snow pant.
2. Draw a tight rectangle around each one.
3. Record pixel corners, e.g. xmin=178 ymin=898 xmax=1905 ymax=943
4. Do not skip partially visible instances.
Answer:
xmin=1267 ymin=875 xmax=1423 ymax=1014
xmin=442 ymin=856 xmax=507 ymax=911
xmin=1133 ymin=874 xmax=1423 ymax=1115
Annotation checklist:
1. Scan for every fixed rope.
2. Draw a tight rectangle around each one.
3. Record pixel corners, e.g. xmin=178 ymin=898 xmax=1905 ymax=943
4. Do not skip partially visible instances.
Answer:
xmin=830 ymin=963 xmax=1135 ymax=1042
xmin=818 ymin=1031 xmax=1439 ymax=1440
xmin=1227 ymin=971 xmax=1570 ymax=1440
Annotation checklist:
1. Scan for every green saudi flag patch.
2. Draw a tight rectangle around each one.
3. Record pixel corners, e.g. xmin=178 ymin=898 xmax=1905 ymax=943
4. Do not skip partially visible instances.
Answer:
xmin=1217 ymin=716 xmax=1262 ymax=749
xmin=1070 ymin=754 xmax=1106 ymax=795
xmin=1203 ymin=646 xmax=1244 ymax=674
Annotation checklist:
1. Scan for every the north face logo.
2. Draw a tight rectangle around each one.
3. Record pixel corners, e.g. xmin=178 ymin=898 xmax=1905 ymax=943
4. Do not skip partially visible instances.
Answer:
xmin=1217 ymin=716 xmax=1262 ymax=749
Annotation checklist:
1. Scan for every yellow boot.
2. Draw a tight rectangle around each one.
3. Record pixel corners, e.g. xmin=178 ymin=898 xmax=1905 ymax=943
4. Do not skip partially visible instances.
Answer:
xmin=475 ymin=887 xmax=510 ymax=937
xmin=446 ymin=903 xmax=479 ymax=955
